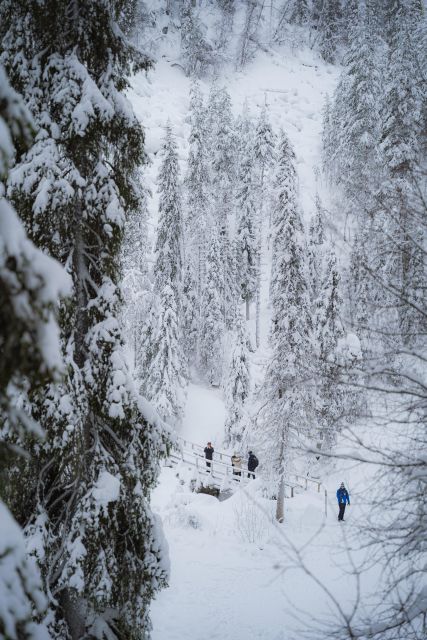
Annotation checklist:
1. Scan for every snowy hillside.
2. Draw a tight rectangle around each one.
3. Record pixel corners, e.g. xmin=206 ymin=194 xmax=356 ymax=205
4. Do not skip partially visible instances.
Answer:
xmin=127 ymin=23 xmax=364 ymax=640
xmin=1 ymin=2 xmax=425 ymax=640
xmin=125 ymin=5 xmax=426 ymax=637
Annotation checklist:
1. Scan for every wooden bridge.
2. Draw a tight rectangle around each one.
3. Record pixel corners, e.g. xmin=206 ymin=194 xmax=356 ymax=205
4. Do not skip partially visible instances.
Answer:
xmin=167 ymin=437 xmax=328 ymax=515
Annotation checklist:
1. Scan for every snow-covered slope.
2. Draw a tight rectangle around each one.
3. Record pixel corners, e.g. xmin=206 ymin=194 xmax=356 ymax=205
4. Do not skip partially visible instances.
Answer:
xmin=150 ymin=461 xmax=378 ymax=640
xmin=124 ymin=37 xmax=384 ymax=640
xmin=128 ymin=38 xmax=339 ymax=425
xmin=129 ymin=46 xmax=338 ymax=232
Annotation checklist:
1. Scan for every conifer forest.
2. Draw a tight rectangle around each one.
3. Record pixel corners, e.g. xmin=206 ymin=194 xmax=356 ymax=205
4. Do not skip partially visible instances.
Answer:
xmin=0 ymin=2 xmax=426 ymax=639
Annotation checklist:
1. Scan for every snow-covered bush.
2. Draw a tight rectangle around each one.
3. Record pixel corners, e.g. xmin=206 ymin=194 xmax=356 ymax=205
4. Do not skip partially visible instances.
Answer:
xmin=233 ymin=496 xmax=271 ymax=545
xmin=165 ymin=503 xmax=203 ymax=531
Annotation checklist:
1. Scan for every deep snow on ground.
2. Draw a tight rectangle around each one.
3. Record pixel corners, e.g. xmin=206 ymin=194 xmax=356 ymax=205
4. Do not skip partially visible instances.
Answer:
xmin=150 ymin=460 xmax=378 ymax=640
xmin=125 ymin=40 xmax=384 ymax=639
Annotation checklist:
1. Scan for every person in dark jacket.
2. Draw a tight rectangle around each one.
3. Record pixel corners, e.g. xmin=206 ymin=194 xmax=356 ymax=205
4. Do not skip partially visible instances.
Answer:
xmin=336 ymin=482 xmax=350 ymax=521
xmin=247 ymin=451 xmax=259 ymax=478
xmin=204 ymin=442 xmax=214 ymax=472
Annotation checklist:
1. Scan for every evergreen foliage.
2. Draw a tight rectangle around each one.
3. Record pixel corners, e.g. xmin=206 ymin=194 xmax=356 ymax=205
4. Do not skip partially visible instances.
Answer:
xmin=289 ymin=0 xmax=309 ymax=26
xmin=253 ymin=104 xmax=276 ymax=345
xmin=142 ymin=126 xmax=187 ymax=425
xmin=236 ymin=0 xmax=263 ymax=69
xmin=216 ymin=0 xmax=236 ymax=51
xmin=224 ymin=317 xmax=251 ymax=447
xmin=154 ymin=126 xmax=184 ymax=301
xmin=185 ymin=81 xmax=210 ymax=303
xmin=257 ymin=131 xmax=314 ymax=521
xmin=325 ymin=1 xmax=382 ymax=201
xmin=377 ymin=0 xmax=426 ymax=343
xmin=180 ymin=0 xmax=212 ymax=77
xmin=207 ymin=83 xmax=237 ymax=328
xmin=181 ymin=261 xmax=199 ymax=362
xmin=144 ymin=285 xmax=186 ymax=424
xmin=198 ymin=221 xmax=225 ymax=385
xmin=235 ymin=111 xmax=258 ymax=321
xmin=0 ymin=2 xmax=170 ymax=637
xmin=0 ymin=63 xmax=70 ymax=640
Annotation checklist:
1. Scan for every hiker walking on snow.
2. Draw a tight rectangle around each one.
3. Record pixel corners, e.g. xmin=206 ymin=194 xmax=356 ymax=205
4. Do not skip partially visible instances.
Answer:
xmin=204 ymin=442 xmax=214 ymax=472
xmin=336 ymin=482 xmax=350 ymax=521
xmin=231 ymin=453 xmax=242 ymax=477
xmin=247 ymin=451 xmax=259 ymax=478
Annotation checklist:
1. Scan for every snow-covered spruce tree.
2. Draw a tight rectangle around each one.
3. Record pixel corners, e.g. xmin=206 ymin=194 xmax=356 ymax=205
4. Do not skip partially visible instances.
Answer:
xmin=225 ymin=234 xmax=241 ymax=333
xmin=182 ymin=260 xmax=199 ymax=364
xmin=0 ymin=65 xmax=72 ymax=640
xmin=198 ymin=221 xmax=225 ymax=386
xmin=313 ymin=248 xmax=347 ymax=452
xmin=321 ymin=95 xmax=333 ymax=176
xmin=289 ymin=0 xmax=309 ymax=26
xmin=207 ymin=83 xmax=237 ymax=329
xmin=325 ymin=0 xmax=382 ymax=205
xmin=180 ymin=0 xmax=212 ymax=77
xmin=309 ymin=206 xmax=361 ymax=453
xmin=185 ymin=81 xmax=210 ymax=315
xmin=236 ymin=0 xmax=263 ymax=69
xmin=260 ymin=131 xmax=314 ymax=523
xmin=121 ymin=175 xmax=151 ymax=363
xmin=1 ymin=2 xmax=170 ymax=638
xmin=142 ymin=126 xmax=187 ymax=424
xmin=207 ymin=83 xmax=236 ymax=237
xmin=253 ymin=104 xmax=276 ymax=347
xmin=223 ymin=316 xmax=251 ymax=447
xmin=235 ymin=116 xmax=258 ymax=322
xmin=311 ymin=0 xmax=343 ymax=63
xmin=235 ymin=99 xmax=254 ymax=170
xmin=143 ymin=285 xmax=186 ymax=425
xmin=153 ymin=125 xmax=184 ymax=301
xmin=216 ymin=0 xmax=236 ymax=53
xmin=376 ymin=0 xmax=426 ymax=345
xmin=307 ymin=197 xmax=326 ymax=301
xmin=254 ymin=104 xmax=276 ymax=208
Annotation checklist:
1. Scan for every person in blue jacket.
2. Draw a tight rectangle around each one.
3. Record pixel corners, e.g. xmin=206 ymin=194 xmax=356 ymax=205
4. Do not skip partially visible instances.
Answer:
xmin=336 ymin=482 xmax=350 ymax=521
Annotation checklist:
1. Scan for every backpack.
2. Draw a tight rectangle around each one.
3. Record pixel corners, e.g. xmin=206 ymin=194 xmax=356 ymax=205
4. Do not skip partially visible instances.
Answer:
xmin=252 ymin=455 xmax=259 ymax=468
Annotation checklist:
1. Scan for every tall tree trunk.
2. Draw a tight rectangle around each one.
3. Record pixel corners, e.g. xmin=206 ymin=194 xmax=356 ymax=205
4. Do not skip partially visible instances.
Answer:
xmin=73 ymin=208 xmax=92 ymax=464
xmin=276 ymin=389 xmax=286 ymax=522
xmin=59 ymin=592 xmax=87 ymax=640
xmin=276 ymin=474 xmax=285 ymax=523
xmin=255 ymin=282 xmax=261 ymax=348
xmin=246 ymin=297 xmax=250 ymax=321
xmin=256 ymin=163 xmax=265 ymax=348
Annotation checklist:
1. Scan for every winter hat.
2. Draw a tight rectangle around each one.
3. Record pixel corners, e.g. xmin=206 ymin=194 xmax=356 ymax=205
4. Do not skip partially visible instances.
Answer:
xmin=340 ymin=482 xmax=345 ymax=488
